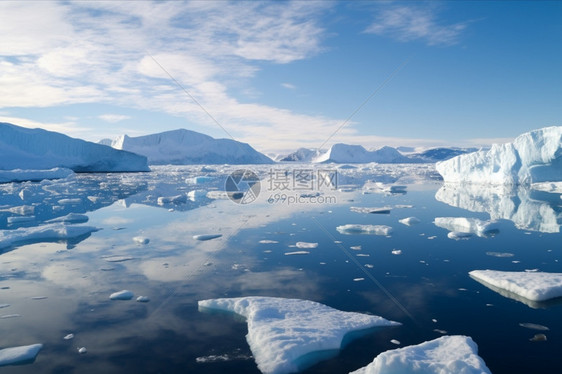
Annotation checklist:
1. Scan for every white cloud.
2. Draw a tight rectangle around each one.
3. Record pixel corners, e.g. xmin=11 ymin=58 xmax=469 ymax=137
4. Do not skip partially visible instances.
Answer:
xmin=0 ymin=116 xmax=93 ymax=138
xmin=281 ymin=83 xmax=297 ymax=90
xmin=365 ymin=5 xmax=468 ymax=46
xmin=98 ymin=114 xmax=131 ymax=123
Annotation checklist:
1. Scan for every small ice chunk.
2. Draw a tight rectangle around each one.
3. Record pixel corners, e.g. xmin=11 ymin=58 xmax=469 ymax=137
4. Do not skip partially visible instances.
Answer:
xmin=0 ymin=344 xmax=43 ymax=366
xmin=133 ymin=236 xmax=150 ymax=245
xmin=136 ymin=296 xmax=150 ymax=303
xmin=399 ymin=217 xmax=421 ymax=226
xmin=0 ymin=223 xmax=98 ymax=250
xmin=285 ymin=251 xmax=310 ymax=256
xmin=336 ymin=224 xmax=392 ymax=236
xmin=519 ymin=323 xmax=549 ymax=331
xmin=198 ymin=296 xmax=399 ymax=374
xmin=109 ymin=290 xmax=134 ymax=300
xmin=193 ymin=234 xmax=222 ymax=241
xmin=1 ymin=314 xmax=21 ymax=319
xmin=187 ymin=189 xmax=208 ymax=201
xmin=63 ymin=334 xmax=74 ymax=340
xmin=469 ymin=270 xmax=562 ymax=302
xmin=350 ymin=207 xmax=391 ymax=214
xmin=486 ymin=252 xmax=514 ymax=258
xmin=103 ymin=256 xmax=134 ymax=262
xmin=391 ymin=249 xmax=402 ymax=255
xmin=351 ymin=246 xmax=362 ymax=250
xmin=157 ymin=194 xmax=187 ymax=205
xmin=353 ymin=278 xmax=365 ymax=282
xmin=447 ymin=231 xmax=473 ymax=240
xmin=295 ymin=242 xmax=318 ymax=249
xmin=390 ymin=339 xmax=400 ymax=345
xmin=530 ymin=334 xmax=547 ymax=342
xmin=350 ymin=336 xmax=491 ymax=374
xmin=435 ymin=217 xmax=499 ymax=238
xmin=78 ymin=347 xmax=87 ymax=354
xmin=0 ymin=304 xmax=9 ymax=309
xmin=259 ymin=240 xmax=279 ymax=244
xmin=46 ymin=213 xmax=89 ymax=224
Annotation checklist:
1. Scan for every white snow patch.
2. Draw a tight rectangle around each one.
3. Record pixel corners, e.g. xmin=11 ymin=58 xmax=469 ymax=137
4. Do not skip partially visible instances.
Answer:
xmin=469 ymin=270 xmax=562 ymax=302
xmin=350 ymin=335 xmax=491 ymax=374
xmin=336 ymin=225 xmax=393 ymax=236
xmin=0 ymin=344 xmax=43 ymax=367
xmin=198 ymin=296 xmax=399 ymax=374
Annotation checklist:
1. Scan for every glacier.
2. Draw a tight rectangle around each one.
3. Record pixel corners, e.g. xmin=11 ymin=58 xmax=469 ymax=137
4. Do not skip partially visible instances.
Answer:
xmin=436 ymin=126 xmax=562 ymax=185
xmin=0 ymin=122 xmax=149 ymax=173
xmin=106 ymin=129 xmax=273 ymax=165
xmin=198 ymin=296 xmax=400 ymax=374
xmin=349 ymin=336 xmax=491 ymax=374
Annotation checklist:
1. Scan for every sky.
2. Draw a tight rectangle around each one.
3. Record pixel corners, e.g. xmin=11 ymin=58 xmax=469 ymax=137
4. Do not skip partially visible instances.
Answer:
xmin=0 ymin=1 xmax=561 ymax=155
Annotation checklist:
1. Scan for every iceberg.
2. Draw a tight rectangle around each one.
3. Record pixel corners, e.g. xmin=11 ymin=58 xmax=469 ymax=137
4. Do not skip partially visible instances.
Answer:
xmin=315 ymin=144 xmax=412 ymax=164
xmin=434 ymin=217 xmax=499 ymax=238
xmin=350 ymin=335 xmax=491 ymax=374
xmin=469 ymin=270 xmax=562 ymax=302
xmin=0 ymin=343 xmax=43 ymax=367
xmin=0 ymin=223 xmax=98 ymax=250
xmin=336 ymin=224 xmax=393 ymax=236
xmin=0 ymin=168 xmax=74 ymax=183
xmin=198 ymin=296 xmax=400 ymax=374
xmin=0 ymin=122 xmax=149 ymax=173
xmin=107 ymin=129 xmax=273 ymax=165
xmin=436 ymin=126 xmax=562 ymax=185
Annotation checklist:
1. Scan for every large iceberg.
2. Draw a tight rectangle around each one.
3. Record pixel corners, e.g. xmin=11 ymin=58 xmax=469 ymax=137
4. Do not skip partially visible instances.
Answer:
xmin=350 ymin=335 xmax=491 ymax=374
xmin=436 ymin=126 xmax=562 ymax=185
xmin=106 ymin=129 xmax=273 ymax=165
xmin=198 ymin=296 xmax=400 ymax=374
xmin=0 ymin=122 xmax=149 ymax=173
xmin=470 ymin=270 xmax=562 ymax=302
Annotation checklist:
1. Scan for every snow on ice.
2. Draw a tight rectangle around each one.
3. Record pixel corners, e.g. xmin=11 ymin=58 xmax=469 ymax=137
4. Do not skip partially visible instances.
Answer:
xmin=350 ymin=335 xmax=491 ymax=374
xmin=436 ymin=126 xmax=562 ymax=185
xmin=198 ymin=296 xmax=400 ymax=374
xmin=469 ymin=269 xmax=562 ymax=302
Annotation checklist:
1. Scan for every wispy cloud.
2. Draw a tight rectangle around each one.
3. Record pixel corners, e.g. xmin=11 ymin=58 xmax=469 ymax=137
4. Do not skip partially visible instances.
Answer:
xmin=281 ymin=83 xmax=297 ymax=90
xmin=98 ymin=114 xmax=131 ymax=123
xmin=365 ymin=5 xmax=469 ymax=46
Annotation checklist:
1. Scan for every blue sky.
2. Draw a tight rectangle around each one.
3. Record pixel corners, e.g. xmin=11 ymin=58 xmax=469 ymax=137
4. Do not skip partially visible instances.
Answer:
xmin=0 ymin=1 xmax=560 ymax=154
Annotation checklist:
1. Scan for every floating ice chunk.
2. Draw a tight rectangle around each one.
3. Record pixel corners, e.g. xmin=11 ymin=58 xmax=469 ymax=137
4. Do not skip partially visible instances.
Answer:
xmin=259 ymin=240 xmax=279 ymax=244
xmin=399 ymin=217 xmax=421 ymax=226
xmin=391 ymin=249 xmax=402 ymax=255
xmin=435 ymin=217 xmax=499 ymax=238
xmin=133 ymin=236 xmax=150 ymax=245
xmin=46 ymin=213 xmax=89 ymax=224
xmin=1 ymin=314 xmax=21 ymax=319
xmin=0 ymin=223 xmax=98 ymax=250
xmin=532 ymin=181 xmax=562 ymax=194
xmin=0 ymin=344 xmax=43 ymax=367
xmin=193 ymin=234 xmax=222 ymax=241
xmin=109 ymin=290 xmax=134 ymax=300
xmin=436 ymin=126 xmax=562 ymax=185
xmin=157 ymin=194 xmax=187 ymax=205
xmin=390 ymin=339 xmax=400 ymax=345
xmin=285 ymin=251 xmax=310 ymax=256
xmin=136 ymin=296 xmax=150 ymax=303
xmin=350 ymin=207 xmax=391 ymax=214
xmin=187 ymin=189 xmax=208 ymax=201
xmin=336 ymin=225 xmax=392 ymax=236
xmin=469 ymin=270 xmax=562 ymax=302
xmin=58 ymin=198 xmax=82 ymax=205
xmin=447 ymin=231 xmax=473 ymax=240
xmin=78 ymin=347 xmax=87 ymax=354
xmin=198 ymin=296 xmax=399 ymax=374
xmin=187 ymin=176 xmax=214 ymax=184
xmin=103 ymin=255 xmax=134 ymax=262
xmin=63 ymin=334 xmax=74 ymax=340
xmin=350 ymin=335 xmax=491 ymax=374
xmin=0 ymin=168 xmax=74 ymax=183
xmin=519 ymin=322 xmax=549 ymax=331
xmin=530 ymin=334 xmax=547 ymax=342
xmin=295 ymin=242 xmax=318 ymax=249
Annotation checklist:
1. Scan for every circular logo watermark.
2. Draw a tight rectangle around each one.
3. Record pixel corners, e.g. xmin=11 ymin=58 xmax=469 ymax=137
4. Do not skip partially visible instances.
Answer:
xmin=225 ymin=169 xmax=261 ymax=204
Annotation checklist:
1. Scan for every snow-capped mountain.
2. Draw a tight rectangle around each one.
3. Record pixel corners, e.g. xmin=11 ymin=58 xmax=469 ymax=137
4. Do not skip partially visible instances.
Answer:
xmin=314 ymin=144 xmax=412 ymax=164
xmin=104 ymin=129 xmax=273 ymax=165
xmin=0 ymin=122 xmax=149 ymax=172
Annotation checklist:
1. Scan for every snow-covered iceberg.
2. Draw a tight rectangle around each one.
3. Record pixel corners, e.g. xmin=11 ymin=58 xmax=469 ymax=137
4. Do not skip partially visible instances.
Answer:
xmin=435 ymin=183 xmax=561 ymax=233
xmin=350 ymin=335 xmax=491 ymax=374
xmin=0 ymin=122 xmax=149 ymax=173
xmin=469 ymin=270 xmax=562 ymax=302
xmin=0 ymin=344 xmax=43 ymax=367
xmin=315 ymin=144 xmax=412 ymax=164
xmin=106 ymin=129 xmax=273 ymax=165
xmin=434 ymin=217 xmax=499 ymax=238
xmin=436 ymin=126 xmax=562 ymax=185
xmin=198 ymin=296 xmax=400 ymax=374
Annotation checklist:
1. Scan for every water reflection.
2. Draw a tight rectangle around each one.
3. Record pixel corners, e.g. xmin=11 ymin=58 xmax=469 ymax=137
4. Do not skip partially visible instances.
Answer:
xmin=435 ymin=183 xmax=562 ymax=233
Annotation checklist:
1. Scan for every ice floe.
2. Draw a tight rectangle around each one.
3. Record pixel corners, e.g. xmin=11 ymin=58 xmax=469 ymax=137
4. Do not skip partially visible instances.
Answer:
xmin=469 ymin=269 xmax=562 ymax=302
xmin=0 ymin=223 xmax=98 ymax=250
xmin=285 ymin=251 xmax=310 ymax=256
xmin=193 ymin=234 xmax=222 ymax=241
xmin=0 ymin=167 xmax=74 ymax=183
xmin=434 ymin=217 xmax=499 ymax=238
xmin=350 ymin=335 xmax=491 ymax=374
xmin=436 ymin=126 xmax=562 ymax=185
xmin=295 ymin=242 xmax=318 ymax=249
xmin=336 ymin=224 xmax=393 ymax=236
xmin=198 ymin=296 xmax=400 ymax=374
xmin=398 ymin=217 xmax=420 ymax=226
xmin=350 ymin=207 xmax=391 ymax=214
xmin=0 ymin=343 xmax=43 ymax=367
xmin=110 ymin=290 xmax=134 ymax=300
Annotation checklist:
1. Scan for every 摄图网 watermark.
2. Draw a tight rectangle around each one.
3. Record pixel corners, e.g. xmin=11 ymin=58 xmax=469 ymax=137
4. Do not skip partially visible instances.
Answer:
xmin=225 ymin=168 xmax=338 ymax=205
